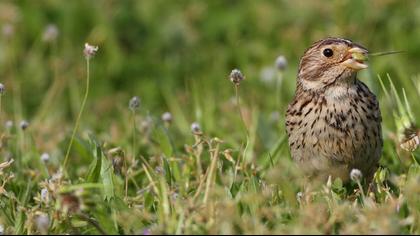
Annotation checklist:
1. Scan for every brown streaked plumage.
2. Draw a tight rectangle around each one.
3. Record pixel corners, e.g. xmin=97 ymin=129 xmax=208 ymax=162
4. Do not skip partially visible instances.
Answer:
xmin=285 ymin=37 xmax=382 ymax=182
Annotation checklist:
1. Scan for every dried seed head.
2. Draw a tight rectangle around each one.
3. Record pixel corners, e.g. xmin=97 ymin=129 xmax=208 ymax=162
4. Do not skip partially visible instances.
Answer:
xmin=275 ymin=55 xmax=287 ymax=71
xmin=0 ymin=83 xmax=5 ymax=95
xmin=350 ymin=168 xmax=363 ymax=182
xmin=161 ymin=112 xmax=172 ymax=123
xmin=51 ymin=170 xmax=63 ymax=182
xmin=400 ymin=125 xmax=419 ymax=152
xmin=83 ymin=43 xmax=98 ymax=59
xmin=400 ymin=135 xmax=419 ymax=152
xmin=19 ymin=120 xmax=29 ymax=130
xmin=229 ymin=69 xmax=245 ymax=85
xmin=42 ymin=24 xmax=59 ymax=43
xmin=112 ymin=156 xmax=123 ymax=175
xmin=222 ymin=149 xmax=235 ymax=163
xmin=129 ymin=96 xmax=141 ymax=111
xmin=191 ymin=122 xmax=201 ymax=134
xmin=40 ymin=153 xmax=50 ymax=163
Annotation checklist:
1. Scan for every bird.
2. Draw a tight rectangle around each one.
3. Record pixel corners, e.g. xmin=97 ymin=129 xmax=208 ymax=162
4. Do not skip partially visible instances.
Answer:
xmin=285 ymin=37 xmax=382 ymax=183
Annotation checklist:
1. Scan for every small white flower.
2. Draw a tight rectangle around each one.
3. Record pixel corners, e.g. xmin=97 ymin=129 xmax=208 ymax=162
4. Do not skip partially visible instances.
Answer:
xmin=41 ymin=153 xmax=50 ymax=163
xmin=191 ymin=122 xmax=201 ymax=133
xmin=42 ymin=24 xmax=59 ymax=42
xmin=350 ymin=168 xmax=363 ymax=182
xmin=275 ymin=55 xmax=287 ymax=71
xmin=0 ymin=224 xmax=4 ymax=235
xmin=83 ymin=43 xmax=98 ymax=59
xmin=0 ymin=83 xmax=5 ymax=95
xmin=19 ymin=120 xmax=29 ymax=130
xmin=296 ymin=192 xmax=303 ymax=202
xmin=129 ymin=96 xmax=141 ymax=111
xmin=41 ymin=188 xmax=49 ymax=203
xmin=229 ymin=69 xmax=245 ymax=85
xmin=161 ymin=112 xmax=172 ymax=123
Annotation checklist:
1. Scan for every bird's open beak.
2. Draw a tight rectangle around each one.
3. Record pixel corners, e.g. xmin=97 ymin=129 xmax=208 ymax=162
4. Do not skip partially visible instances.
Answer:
xmin=342 ymin=47 xmax=368 ymax=70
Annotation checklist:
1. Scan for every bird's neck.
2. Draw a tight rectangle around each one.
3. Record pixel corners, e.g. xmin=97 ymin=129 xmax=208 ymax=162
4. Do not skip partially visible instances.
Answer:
xmin=296 ymin=73 xmax=358 ymax=101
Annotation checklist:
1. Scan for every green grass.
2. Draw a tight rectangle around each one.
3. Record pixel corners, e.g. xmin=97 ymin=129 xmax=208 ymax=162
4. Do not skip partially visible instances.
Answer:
xmin=0 ymin=0 xmax=419 ymax=234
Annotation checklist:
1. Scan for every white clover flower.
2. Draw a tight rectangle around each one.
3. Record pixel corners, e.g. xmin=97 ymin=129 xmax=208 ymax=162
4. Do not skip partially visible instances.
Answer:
xmin=229 ymin=69 xmax=245 ymax=85
xmin=20 ymin=120 xmax=29 ymax=130
xmin=0 ymin=83 xmax=5 ymax=95
xmin=83 ymin=43 xmax=98 ymax=59
xmin=41 ymin=153 xmax=50 ymax=163
xmin=161 ymin=112 xmax=172 ymax=123
xmin=41 ymin=188 xmax=49 ymax=203
xmin=191 ymin=122 xmax=201 ymax=133
xmin=296 ymin=192 xmax=303 ymax=202
xmin=350 ymin=168 xmax=363 ymax=182
xmin=42 ymin=24 xmax=59 ymax=42
xmin=129 ymin=96 xmax=141 ymax=112
xmin=275 ymin=55 xmax=287 ymax=71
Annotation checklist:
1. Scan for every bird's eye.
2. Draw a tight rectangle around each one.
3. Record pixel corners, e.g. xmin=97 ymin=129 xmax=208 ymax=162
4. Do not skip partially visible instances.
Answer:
xmin=323 ymin=48 xmax=334 ymax=57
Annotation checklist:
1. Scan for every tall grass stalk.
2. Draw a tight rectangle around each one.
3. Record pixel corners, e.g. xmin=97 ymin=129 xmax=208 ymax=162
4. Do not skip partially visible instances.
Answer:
xmin=234 ymin=84 xmax=250 ymax=165
xmin=0 ymin=96 xmax=2 ymax=123
xmin=63 ymin=58 xmax=91 ymax=171
xmin=203 ymin=140 xmax=220 ymax=204
xmin=126 ymin=109 xmax=137 ymax=198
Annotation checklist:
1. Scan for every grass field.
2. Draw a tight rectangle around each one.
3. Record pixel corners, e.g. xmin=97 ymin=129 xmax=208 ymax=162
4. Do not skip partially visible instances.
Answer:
xmin=0 ymin=0 xmax=419 ymax=234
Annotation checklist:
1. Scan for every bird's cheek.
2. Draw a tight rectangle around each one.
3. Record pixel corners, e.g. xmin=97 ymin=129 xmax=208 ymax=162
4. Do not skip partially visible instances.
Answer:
xmin=300 ymin=79 xmax=325 ymax=91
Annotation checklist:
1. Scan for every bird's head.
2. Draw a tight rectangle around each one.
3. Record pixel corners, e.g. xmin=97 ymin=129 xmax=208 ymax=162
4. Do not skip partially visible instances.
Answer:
xmin=297 ymin=37 xmax=368 ymax=91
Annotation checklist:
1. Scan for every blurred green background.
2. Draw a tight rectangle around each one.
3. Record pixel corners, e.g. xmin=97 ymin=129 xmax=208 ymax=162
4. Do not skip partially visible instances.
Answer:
xmin=0 ymin=0 xmax=419 ymax=163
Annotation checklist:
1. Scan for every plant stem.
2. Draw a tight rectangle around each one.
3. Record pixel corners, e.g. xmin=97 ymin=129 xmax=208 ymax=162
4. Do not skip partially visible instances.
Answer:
xmin=235 ymin=85 xmax=249 ymax=137
xmin=276 ymin=71 xmax=282 ymax=108
xmin=132 ymin=110 xmax=137 ymax=161
xmin=235 ymin=85 xmax=250 ymax=164
xmin=203 ymin=142 xmax=220 ymax=204
xmin=63 ymin=58 xmax=90 ymax=171
xmin=0 ymin=96 xmax=2 ymax=123
xmin=126 ymin=110 xmax=137 ymax=198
